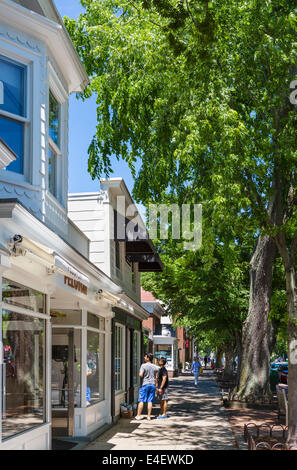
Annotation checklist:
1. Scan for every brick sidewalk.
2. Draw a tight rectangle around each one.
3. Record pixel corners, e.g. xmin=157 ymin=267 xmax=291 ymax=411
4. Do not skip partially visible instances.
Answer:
xmin=85 ymin=370 xmax=236 ymax=450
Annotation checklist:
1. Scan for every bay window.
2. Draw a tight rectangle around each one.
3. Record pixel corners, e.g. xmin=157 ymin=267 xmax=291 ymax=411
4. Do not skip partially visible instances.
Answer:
xmin=48 ymin=91 xmax=61 ymax=199
xmin=0 ymin=55 xmax=27 ymax=174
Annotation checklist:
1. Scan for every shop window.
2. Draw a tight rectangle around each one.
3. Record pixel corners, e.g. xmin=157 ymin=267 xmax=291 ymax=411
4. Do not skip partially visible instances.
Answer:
xmin=87 ymin=312 xmax=105 ymax=331
xmin=114 ymin=325 xmax=124 ymax=392
xmin=51 ymin=328 xmax=81 ymax=409
xmin=155 ymin=344 xmax=172 ymax=368
xmin=50 ymin=309 xmax=81 ymax=325
xmin=2 ymin=278 xmax=45 ymax=313
xmin=2 ymin=309 xmax=45 ymax=440
xmin=133 ymin=331 xmax=141 ymax=386
xmin=86 ymin=331 xmax=105 ymax=405
xmin=0 ymin=55 xmax=26 ymax=174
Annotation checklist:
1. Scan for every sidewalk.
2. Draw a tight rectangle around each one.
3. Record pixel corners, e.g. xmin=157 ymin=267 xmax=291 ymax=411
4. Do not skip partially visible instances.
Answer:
xmin=85 ymin=370 xmax=236 ymax=450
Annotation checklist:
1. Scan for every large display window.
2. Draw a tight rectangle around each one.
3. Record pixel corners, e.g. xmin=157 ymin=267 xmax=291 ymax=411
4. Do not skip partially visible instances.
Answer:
xmin=86 ymin=330 xmax=105 ymax=405
xmin=154 ymin=344 xmax=172 ymax=367
xmin=114 ymin=324 xmax=124 ymax=392
xmin=133 ymin=331 xmax=141 ymax=386
xmin=1 ymin=279 xmax=46 ymax=440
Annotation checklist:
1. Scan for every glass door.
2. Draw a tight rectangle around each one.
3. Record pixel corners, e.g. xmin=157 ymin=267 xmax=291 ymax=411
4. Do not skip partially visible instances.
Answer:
xmin=51 ymin=328 xmax=75 ymax=437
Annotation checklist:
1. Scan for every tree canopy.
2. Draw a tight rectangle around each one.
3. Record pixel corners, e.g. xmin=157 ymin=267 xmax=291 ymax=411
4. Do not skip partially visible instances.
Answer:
xmin=64 ymin=0 xmax=297 ymax=444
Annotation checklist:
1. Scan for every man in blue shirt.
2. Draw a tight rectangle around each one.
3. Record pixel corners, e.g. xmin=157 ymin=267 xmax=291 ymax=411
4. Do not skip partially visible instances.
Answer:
xmin=191 ymin=357 xmax=201 ymax=388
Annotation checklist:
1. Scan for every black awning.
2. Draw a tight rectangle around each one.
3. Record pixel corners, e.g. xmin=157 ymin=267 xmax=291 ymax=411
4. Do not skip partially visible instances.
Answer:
xmin=128 ymin=253 xmax=163 ymax=272
xmin=114 ymin=210 xmax=163 ymax=272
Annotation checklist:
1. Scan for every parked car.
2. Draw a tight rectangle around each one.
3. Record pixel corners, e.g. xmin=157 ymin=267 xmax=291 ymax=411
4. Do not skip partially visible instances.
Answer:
xmin=278 ymin=363 xmax=288 ymax=384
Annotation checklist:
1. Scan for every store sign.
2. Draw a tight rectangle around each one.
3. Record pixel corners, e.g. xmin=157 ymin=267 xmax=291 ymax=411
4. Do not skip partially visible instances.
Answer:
xmin=64 ymin=275 xmax=87 ymax=295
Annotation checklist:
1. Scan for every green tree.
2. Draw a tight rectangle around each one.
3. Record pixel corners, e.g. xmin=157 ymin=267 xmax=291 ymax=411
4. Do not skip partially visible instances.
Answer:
xmin=65 ymin=0 xmax=297 ymax=445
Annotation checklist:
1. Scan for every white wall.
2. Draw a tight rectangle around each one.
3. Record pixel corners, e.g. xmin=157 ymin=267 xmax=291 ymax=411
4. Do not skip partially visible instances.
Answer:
xmin=68 ymin=191 xmax=141 ymax=303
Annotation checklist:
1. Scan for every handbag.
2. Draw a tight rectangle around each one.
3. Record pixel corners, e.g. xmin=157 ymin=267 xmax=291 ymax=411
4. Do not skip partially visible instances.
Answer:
xmin=199 ymin=367 xmax=203 ymax=374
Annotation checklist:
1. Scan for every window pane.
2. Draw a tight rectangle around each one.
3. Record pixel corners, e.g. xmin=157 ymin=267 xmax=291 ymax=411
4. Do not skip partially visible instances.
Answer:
xmin=0 ymin=55 xmax=25 ymax=116
xmin=50 ymin=309 xmax=81 ymax=326
xmin=49 ymin=91 xmax=60 ymax=146
xmin=87 ymin=331 xmax=104 ymax=405
xmin=48 ymin=145 xmax=57 ymax=196
xmin=0 ymin=116 xmax=23 ymax=173
xmin=133 ymin=332 xmax=139 ymax=385
xmin=2 ymin=310 xmax=45 ymax=440
xmin=114 ymin=326 xmax=123 ymax=391
xmin=2 ymin=278 xmax=45 ymax=312
xmin=155 ymin=344 xmax=172 ymax=367
xmin=51 ymin=329 xmax=81 ymax=409
xmin=87 ymin=312 xmax=99 ymax=329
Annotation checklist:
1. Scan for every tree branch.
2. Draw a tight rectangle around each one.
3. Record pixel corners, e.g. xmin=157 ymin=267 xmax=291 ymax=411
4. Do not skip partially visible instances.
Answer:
xmin=126 ymin=0 xmax=163 ymax=28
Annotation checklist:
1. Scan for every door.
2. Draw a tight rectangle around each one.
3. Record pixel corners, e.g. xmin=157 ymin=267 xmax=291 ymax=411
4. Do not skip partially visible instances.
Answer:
xmin=51 ymin=328 xmax=75 ymax=437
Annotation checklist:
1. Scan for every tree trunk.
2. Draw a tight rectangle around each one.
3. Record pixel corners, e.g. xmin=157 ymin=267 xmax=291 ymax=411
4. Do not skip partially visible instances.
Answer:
xmin=223 ymin=347 xmax=234 ymax=380
xmin=215 ymin=347 xmax=223 ymax=368
xmin=285 ymin=266 xmax=297 ymax=448
xmin=235 ymin=332 xmax=242 ymax=386
xmin=233 ymin=235 xmax=277 ymax=401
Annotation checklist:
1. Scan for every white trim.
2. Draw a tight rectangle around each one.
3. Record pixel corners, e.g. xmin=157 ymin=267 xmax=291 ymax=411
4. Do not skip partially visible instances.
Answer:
xmin=48 ymin=62 xmax=68 ymax=103
xmin=1 ymin=301 xmax=49 ymax=320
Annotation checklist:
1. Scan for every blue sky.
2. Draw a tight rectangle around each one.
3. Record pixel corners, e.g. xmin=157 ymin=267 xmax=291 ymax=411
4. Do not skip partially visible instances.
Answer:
xmin=54 ymin=0 xmax=140 ymax=199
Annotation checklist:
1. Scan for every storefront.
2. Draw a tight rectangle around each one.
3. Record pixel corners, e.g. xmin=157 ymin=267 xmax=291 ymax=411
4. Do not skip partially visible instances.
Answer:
xmin=0 ymin=275 xmax=51 ymax=449
xmin=111 ymin=306 xmax=147 ymax=421
xmin=0 ymin=201 xmax=121 ymax=449
xmin=152 ymin=337 xmax=179 ymax=377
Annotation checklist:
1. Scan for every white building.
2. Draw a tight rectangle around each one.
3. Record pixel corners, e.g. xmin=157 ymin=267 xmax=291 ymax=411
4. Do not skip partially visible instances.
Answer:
xmin=68 ymin=178 xmax=163 ymax=420
xmin=0 ymin=0 xmax=133 ymax=450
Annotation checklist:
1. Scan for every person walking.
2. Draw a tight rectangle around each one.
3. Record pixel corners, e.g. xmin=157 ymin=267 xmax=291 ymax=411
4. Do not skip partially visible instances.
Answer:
xmin=156 ymin=357 xmax=169 ymax=419
xmin=204 ymin=355 xmax=208 ymax=368
xmin=135 ymin=352 xmax=158 ymax=420
xmin=191 ymin=357 xmax=201 ymax=388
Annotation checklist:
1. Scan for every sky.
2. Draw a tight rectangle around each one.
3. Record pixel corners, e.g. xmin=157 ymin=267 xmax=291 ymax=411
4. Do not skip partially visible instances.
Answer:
xmin=54 ymin=0 xmax=141 ymax=201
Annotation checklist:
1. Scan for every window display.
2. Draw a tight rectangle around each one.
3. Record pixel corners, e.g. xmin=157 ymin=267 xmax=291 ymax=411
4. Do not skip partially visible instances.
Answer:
xmin=114 ymin=325 xmax=124 ymax=391
xmin=2 ymin=278 xmax=45 ymax=313
xmin=2 ymin=309 xmax=45 ymax=440
xmin=87 ymin=331 xmax=105 ymax=405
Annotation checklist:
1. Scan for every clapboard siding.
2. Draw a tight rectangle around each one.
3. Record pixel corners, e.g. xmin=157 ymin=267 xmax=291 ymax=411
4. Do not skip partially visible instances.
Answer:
xmin=69 ymin=210 xmax=105 ymax=221
xmin=68 ymin=190 xmax=140 ymax=300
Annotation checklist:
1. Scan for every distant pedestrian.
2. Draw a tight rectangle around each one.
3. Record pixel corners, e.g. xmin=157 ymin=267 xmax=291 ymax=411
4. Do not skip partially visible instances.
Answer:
xmin=135 ymin=353 xmax=158 ymax=420
xmin=156 ymin=357 xmax=169 ymax=419
xmin=191 ymin=357 xmax=201 ymax=388
xmin=204 ymin=355 xmax=208 ymax=368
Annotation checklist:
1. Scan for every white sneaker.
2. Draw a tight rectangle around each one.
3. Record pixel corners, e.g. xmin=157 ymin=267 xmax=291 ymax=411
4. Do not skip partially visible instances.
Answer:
xmin=135 ymin=416 xmax=142 ymax=420
xmin=147 ymin=416 xmax=151 ymax=420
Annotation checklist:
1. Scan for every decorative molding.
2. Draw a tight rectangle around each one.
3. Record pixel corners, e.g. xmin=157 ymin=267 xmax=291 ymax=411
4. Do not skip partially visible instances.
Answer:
xmin=0 ymin=24 xmax=42 ymax=54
